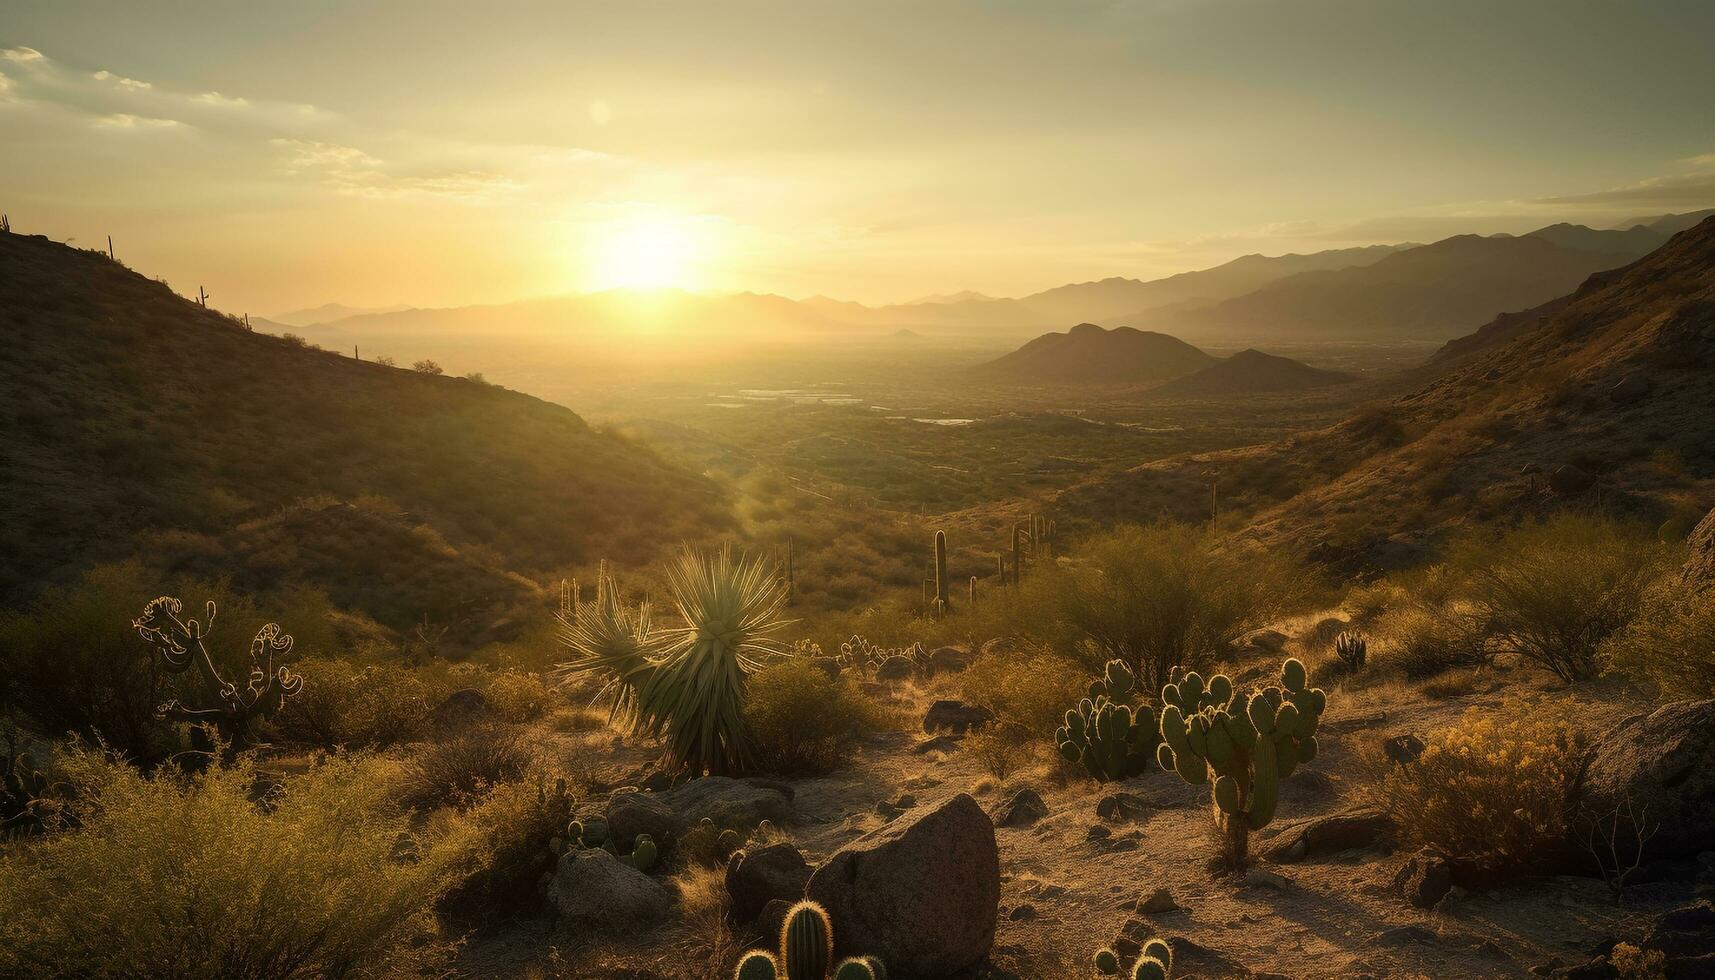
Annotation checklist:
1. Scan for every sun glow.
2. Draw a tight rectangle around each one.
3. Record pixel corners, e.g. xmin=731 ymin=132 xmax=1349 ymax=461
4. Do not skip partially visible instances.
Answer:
xmin=587 ymin=213 xmax=706 ymax=291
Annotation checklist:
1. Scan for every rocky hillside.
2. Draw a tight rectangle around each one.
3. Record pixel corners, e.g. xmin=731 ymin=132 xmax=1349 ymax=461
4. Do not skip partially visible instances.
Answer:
xmin=973 ymin=323 xmax=1216 ymax=384
xmin=1151 ymin=348 xmax=1354 ymax=397
xmin=0 ymin=231 xmax=728 ymax=633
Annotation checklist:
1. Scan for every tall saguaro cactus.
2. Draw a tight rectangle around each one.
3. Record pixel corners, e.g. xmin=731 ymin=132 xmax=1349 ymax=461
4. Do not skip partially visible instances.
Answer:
xmin=133 ymin=597 xmax=304 ymax=751
xmin=933 ymin=530 xmax=950 ymax=614
xmin=1156 ymin=658 xmax=1326 ymax=868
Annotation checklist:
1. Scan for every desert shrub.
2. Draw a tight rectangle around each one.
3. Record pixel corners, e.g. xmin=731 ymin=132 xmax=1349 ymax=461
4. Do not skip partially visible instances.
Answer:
xmin=1377 ymin=602 xmax=1492 ymax=680
xmin=398 ymin=725 xmax=536 ymax=811
xmin=437 ymin=774 xmax=576 ymax=921
xmin=1374 ymin=708 xmax=1591 ymax=882
xmin=960 ymin=648 xmax=1088 ymax=738
xmin=965 ymin=722 xmax=1034 ymax=781
xmin=1449 ymin=514 xmax=1665 ymax=681
xmin=1601 ymin=578 xmax=1715 ymax=696
xmin=1014 ymin=524 xmax=1312 ymax=693
xmin=274 ymin=658 xmax=437 ymax=749
xmin=743 ymin=659 xmax=880 ymax=774
xmin=0 ymin=748 xmax=454 ymax=979
xmin=485 ymin=670 xmax=554 ymax=722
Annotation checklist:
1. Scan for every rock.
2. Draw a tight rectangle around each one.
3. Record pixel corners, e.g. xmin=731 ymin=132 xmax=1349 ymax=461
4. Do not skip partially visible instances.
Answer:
xmin=1239 ymin=628 xmax=1289 ymax=653
xmin=1242 ymin=868 xmax=1292 ymax=890
xmin=551 ymin=847 xmax=670 ymax=929
xmin=809 ymin=656 xmax=843 ymax=679
xmin=1007 ymin=903 xmax=1038 ymax=921
xmin=1086 ymin=825 xmax=1112 ymax=841
xmin=1096 ymin=792 xmax=1154 ymax=822
xmin=757 ymin=898 xmax=792 ymax=941
xmin=980 ymin=637 xmax=1022 ymax=658
xmin=1585 ymin=700 xmax=1715 ymax=861
xmin=724 ymin=843 xmax=810 ymax=924
xmin=1550 ymin=464 xmax=1597 ymax=495
xmin=912 ymin=734 xmax=962 ymax=755
xmin=806 ymin=793 xmax=999 ymax=978
xmin=991 ymin=788 xmax=1048 ymax=828
xmin=429 ymin=688 xmax=495 ymax=731
xmin=928 ymin=646 xmax=972 ymax=674
xmin=922 ymin=699 xmax=994 ymax=735
xmin=875 ymin=656 xmax=917 ymax=682
xmin=1104 ymin=838 xmax=1140 ymax=854
xmin=1322 ymin=711 xmax=1387 ymax=734
xmin=1374 ymin=925 xmax=1441 ymax=946
xmin=1382 ymin=733 xmax=1425 ymax=765
xmin=605 ymin=791 xmax=680 ymax=848
xmin=1310 ymin=616 xmax=1352 ymax=645
xmin=1609 ymin=375 xmax=1651 ymax=405
xmin=1393 ymin=849 xmax=1454 ymax=909
xmin=660 ymin=777 xmax=794 ymax=831
xmin=1263 ymin=807 xmax=1392 ymax=863
xmin=1642 ymin=902 xmax=1715 ymax=958
xmin=1137 ymin=887 xmax=1180 ymax=914
xmin=1683 ymin=507 xmax=1715 ymax=595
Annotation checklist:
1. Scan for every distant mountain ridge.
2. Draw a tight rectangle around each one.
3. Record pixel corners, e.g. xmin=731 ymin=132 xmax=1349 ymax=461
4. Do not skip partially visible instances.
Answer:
xmin=1153 ymin=348 xmax=1354 ymax=397
xmin=973 ymin=322 xmax=1216 ymax=384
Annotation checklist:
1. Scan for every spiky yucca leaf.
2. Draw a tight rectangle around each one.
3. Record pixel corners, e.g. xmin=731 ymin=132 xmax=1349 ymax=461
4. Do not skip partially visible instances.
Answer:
xmin=552 ymin=562 xmax=660 ymax=725
xmin=639 ymin=546 xmax=789 ymax=775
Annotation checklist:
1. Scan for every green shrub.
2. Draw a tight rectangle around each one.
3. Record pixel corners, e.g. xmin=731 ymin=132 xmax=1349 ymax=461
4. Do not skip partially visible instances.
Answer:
xmin=0 ymin=748 xmax=454 ymax=979
xmin=1601 ymin=577 xmax=1715 ymax=696
xmin=961 ymin=648 xmax=1088 ymax=739
xmin=743 ymin=659 xmax=880 ymax=774
xmin=1376 ymin=602 xmax=1492 ymax=680
xmin=438 ymin=774 xmax=577 ymax=920
xmin=1449 ymin=515 xmax=1666 ymax=681
xmin=484 ymin=670 xmax=555 ymax=723
xmin=398 ymin=725 xmax=537 ymax=811
xmin=273 ymin=658 xmax=439 ymax=749
xmin=1373 ymin=707 xmax=1590 ymax=882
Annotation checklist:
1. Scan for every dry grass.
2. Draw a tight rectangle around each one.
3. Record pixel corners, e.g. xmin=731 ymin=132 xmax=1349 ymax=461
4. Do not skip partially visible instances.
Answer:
xmin=398 ymin=726 xmax=538 ymax=811
xmin=668 ymin=863 xmax=741 ymax=979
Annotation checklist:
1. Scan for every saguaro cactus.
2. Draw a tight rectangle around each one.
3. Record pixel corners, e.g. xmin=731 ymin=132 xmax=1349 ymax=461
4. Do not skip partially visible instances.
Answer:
xmin=1157 ymin=658 xmax=1326 ymax=868
xmin=933 ymin=530 xmax=950 ymax=614
xmin=133 ymin=597 xmax=303 ymax=751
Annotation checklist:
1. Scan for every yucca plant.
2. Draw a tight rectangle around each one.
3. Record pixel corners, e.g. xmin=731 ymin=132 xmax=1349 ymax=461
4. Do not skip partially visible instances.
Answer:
xmin=639 ymin=546 xmax=789 ymax=775
xmin=553 ymin=561 xmax=660 ymax=726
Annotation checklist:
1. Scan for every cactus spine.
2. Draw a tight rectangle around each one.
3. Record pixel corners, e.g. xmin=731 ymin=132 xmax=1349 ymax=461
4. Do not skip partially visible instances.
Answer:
xmin=782 ymin=901 xmax=833 ymax=980
xmin=1334 ymin=631 xmax=1366 ymax=672
xmin=933 ymin=530 xmax=950 ymax=614
xmin=1157 ymin=658 xmax=1326 ymax=868
xmin=1056 ymin=660 xmax=1160 ymax=782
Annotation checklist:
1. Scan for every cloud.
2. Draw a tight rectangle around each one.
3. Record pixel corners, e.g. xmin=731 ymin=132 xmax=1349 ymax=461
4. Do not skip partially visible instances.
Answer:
xmin=93 ymin=69 xmax=151 ymax=91
xmin=1 ymin=46 xmax=43 ymax=63
xmin=1536 ymin=171 xmax=1715 ymax=209
xmin=94 ymin=112 xmax=181 ymax=130
xmin=271 ymin=138 xmax=519 ymax=200
xmin=193 ymin=90 xmax=247 ymax=108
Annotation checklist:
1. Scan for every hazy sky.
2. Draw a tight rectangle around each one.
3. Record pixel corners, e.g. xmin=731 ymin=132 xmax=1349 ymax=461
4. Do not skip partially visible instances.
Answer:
xmin=4 ymin=0 xmax=1714 ymax=314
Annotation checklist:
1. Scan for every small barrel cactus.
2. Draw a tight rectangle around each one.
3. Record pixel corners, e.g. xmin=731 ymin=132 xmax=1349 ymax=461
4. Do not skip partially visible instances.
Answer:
xmin=782 ymin=901 xmax=832 ymax=980
xmin=623 ymin=833 xmax=658 ymax=871
xmin=1158 ymin=659 xmax=1326 ymax=868
xmin=1131 ymin=938 xmax=1173 ymax=980
xmin=735 ymin=949 xmax=780 ymax=980
xmin=1094 ymin=946 xmax=1121 ymax=975
xmin=1334 ymin=631 xmax=1367 ymax=672
xmin=833 ymin=958 xmax=876 ymax=980
xmin=1056 ymin=666 xmax=1160 ymax=782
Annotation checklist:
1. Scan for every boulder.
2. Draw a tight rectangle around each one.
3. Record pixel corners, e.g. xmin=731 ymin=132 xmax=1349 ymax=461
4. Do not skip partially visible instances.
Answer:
xmin=724 ymin=843 xmax=810 ymax=924
xmin=1584 ymin=700 xmax=1715 ymax=861
xmin=1096 ymin=792 xmax=1153 ymax=822
xmin=1682 ymin=507 xmax=1715 ymax=595
xmin=1238 ymin=628 xmax=1288 ymax=653
xmin=1550 ymin=464 xmax=1596 ymax=495
xmin=810 ymin=656 xmax=843 ymax=679
xmin=913 ymin=734 xmax=962 ymax=755
xmin=806 ymin=793 xmax=999 ymax=978
xmin=875 ymin=656 xmax=917 ymax=682
xmin=922 ymin=699 xmax=994 ymax=735
xmin=980 ymin=637 xmax=1022 ymax=658
xmin=1383 ymin=733 xmax=1426 ymax=765
xmin=429 ymin=688 xmax=495 ymax=731
xmin=660 ymin=777 xmax=794 ymax=831
xmin=605 ymin=790 xmax=680 ymax=848
xmin=1263 ymin=807 xmax=1392 ymax=863
xmin=928 ymin=645 xmax=972 ymax=674
xmin=551 ymin=847 xmax=671 ymax=929
xmin=1393 ymin=849 xmax=1454 ymax=909
xmin=991 ymin=788 xmax=1048 ymax=828
xmin=1136 ymin=887 xmax=1180 ymax=914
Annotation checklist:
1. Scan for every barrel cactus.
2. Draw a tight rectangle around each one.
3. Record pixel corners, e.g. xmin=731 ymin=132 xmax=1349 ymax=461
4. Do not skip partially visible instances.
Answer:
xmin=1157 ymin=658 xmax=1326 ymax=868
xmin=832 ymin=958 xmax=877 ymax=980
xmin=1132 ymin=938 xmax=1173 ymax=980
xmin=1334 ymin=631 xmax=1367 ymax=672
xmin=736 ymin=950 xmax=780 ymax=980
xmin=732 ymin=900 xmax=885 ymax=980
xmin=1056 ymin=666 xmax=1160 ymax=783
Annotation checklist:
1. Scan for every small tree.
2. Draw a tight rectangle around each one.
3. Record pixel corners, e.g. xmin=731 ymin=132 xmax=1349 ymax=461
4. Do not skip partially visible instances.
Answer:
xmin=412 ymin=359 xmax=443 ymax=375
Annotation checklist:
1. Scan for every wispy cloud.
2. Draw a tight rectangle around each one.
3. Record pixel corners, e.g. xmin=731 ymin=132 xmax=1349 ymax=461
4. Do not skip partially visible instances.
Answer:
xmin=1536 ymin=172 xmax=1715 ymax=209
xmin=92 ymin=69 xmax=151 ymax=91
xmin=94 ymin=112 xmax=180 ymax=130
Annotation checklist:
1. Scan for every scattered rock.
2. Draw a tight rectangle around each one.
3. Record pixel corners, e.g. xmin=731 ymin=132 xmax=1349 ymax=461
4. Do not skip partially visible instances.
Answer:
xmin=1242 ymin=868 xmax=1292 ymax=890
xmin=660 ymin=776 xmax=794 ymax=831
xmin=1373 ymin=925 xmax=1441 ymax=947
xmin=605 ymin=791 xmax=680 ymax=848
xmin=724 ymin=843 xmax=810 ymax=924
xmin=1085 ymin=825 xmax=1112 ymax=841
xmin=1103 ymin=838 xmax=1141 ymax=854
xmin=875 ymin=656 xmax=917 ymax=682
xmin=1322 ymin=712 xmax=1387 ymax=734
xmin=1474 ymin=939 xmax=1513 ymax=961
xmin=1393 ymin=849 xmax=1454 ymax=909
xmin=928 ymin=645 xmax=972 ymax=673
xmin=1263 ymin=807 xmax=1392 ymax=863
xmin=805 ymin=793 xmax=999 ymax=978
xmin=429 ymin=688 xmax=495 ymax=731
xmin=923 ymin=699 xmax=994 ymax=735
xmin=992 ymin=788 xmax=1048 ymax=828
xmin=809 ymin=656 xmax=843 ymax=679
xmin=1609 ymin=375 xmax=1651 ymax=405
xmin=1137 ymin=887 xmax=1180 ymax=914
xmin=1096 ymin=792 xmax=1154 ymax=822
xmin=913 ymin=734 xmax=963 ymax=755
xmin=1007 ymin=903 xmax=1038 ymax=921
xmin=1584 ymin=700 xmax=1715 ymax=862
xmin=551 ymin=847 xmax=670 ymax=929
xmin=1550 ymin=464 xmax=1596 ymax=495
xmin=1382 ymin=733 xmax=1426 ymax=765
xmin=980 ymin=637 xmax=1022 ymax=658
xmin=1238 ymin=628 xmax=1289 ymax=653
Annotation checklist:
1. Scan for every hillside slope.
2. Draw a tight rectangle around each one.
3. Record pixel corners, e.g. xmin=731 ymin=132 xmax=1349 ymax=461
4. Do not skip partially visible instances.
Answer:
xmin=1152 ymin=348 xmax=1354 ymax=397
xmin=973 ymin=323 xmax=1216 ymax=384
xmin=0 ymin=231 xmax=728 ymax=634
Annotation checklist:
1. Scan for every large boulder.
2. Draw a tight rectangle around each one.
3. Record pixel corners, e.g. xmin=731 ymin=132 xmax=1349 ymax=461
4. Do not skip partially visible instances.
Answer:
xmin=1392 ymin=849 xmax=1453 ymax=909
xmin=923 ymin=700 xmax=994 ymax=735
xmin=725 ymin=843 xmax=811 ymax=924
xmin=551 ymin=847 xmax=671 ymax=929
xmin=1683 ymin=507 xmax=1715 ymax=595
xmin=659 ymin=776 xmax=794 ymax=831
xmin=605 ymin=790 xmax=681 ymax=848
xmin=1263 ymin=807 xmax=1392 ymax=863
xmin=806 ymin=793 xmax=999 ymax=978
xmin=1584 ymin=700 xmax=1715 ymax=861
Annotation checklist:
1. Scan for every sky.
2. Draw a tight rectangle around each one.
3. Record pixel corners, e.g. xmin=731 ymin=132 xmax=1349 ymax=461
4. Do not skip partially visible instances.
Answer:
xmin=3 ymin=0 xmax=1714 ymax=315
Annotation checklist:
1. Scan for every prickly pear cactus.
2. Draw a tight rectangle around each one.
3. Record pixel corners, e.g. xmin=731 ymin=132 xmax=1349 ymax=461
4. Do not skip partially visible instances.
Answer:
xmin=1157 ymin=658 xmax=1326 ymax=867
xmin=1334 ymin=631 xmax=1367 ymax=672
xmin=1055 ymin=665 xmax=1160 ymax=783
xmin=735 ymin=949 xmax=779 ymax=980
xmin=782 ymin=901 xmax=832 ymax=980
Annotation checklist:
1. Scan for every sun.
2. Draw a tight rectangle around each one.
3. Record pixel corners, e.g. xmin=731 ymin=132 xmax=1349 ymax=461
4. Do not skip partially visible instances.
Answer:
xmin=588 ymin=214 xmax=704 ymax=291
